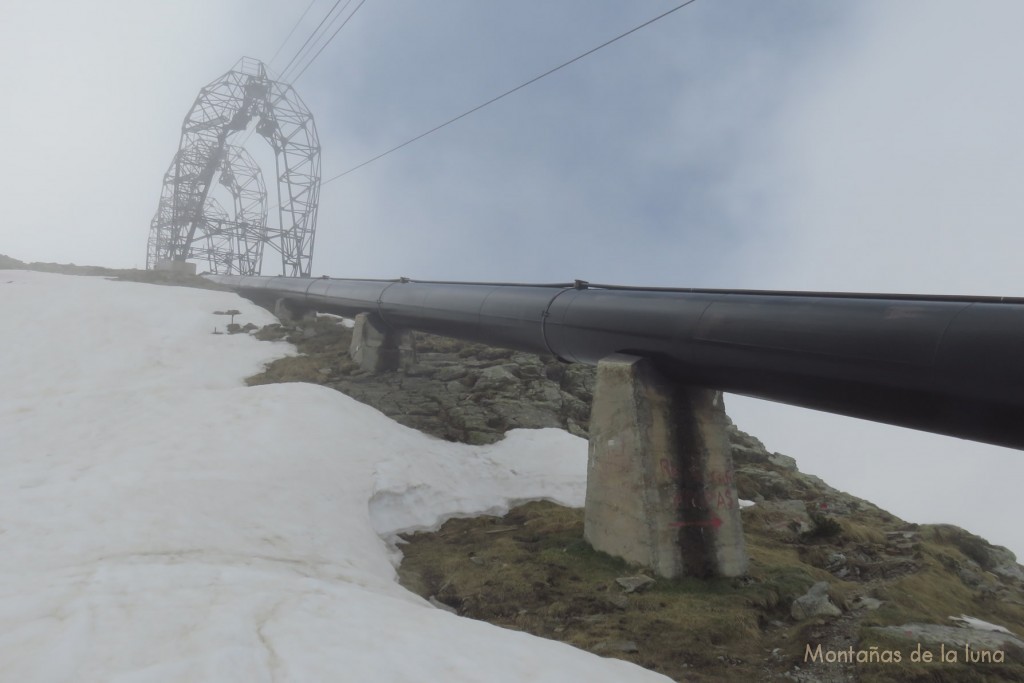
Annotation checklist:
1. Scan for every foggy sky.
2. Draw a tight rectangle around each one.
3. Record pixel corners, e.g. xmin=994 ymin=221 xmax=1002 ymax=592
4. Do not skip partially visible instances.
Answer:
xmin=2 ymin=1 xmax=1022 ymax=558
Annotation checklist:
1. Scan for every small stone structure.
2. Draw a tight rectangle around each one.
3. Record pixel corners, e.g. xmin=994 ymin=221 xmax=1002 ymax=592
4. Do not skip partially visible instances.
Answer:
xmin=154 ymin=259 xmax=196 ymax=275
xmin=349 ymin=312 xmax=416 ymax=373
xmin=584 ymin=353 xmax=748 ymax=578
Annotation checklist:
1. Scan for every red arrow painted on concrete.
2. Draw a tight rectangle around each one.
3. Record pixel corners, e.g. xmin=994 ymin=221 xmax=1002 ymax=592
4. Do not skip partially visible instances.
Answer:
xmin=670 ymin=517 xmax=723 ymax=529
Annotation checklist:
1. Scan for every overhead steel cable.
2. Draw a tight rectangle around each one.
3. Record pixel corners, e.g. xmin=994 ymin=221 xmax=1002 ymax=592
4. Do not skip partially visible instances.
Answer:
xmin=268 ymin=0 xmax=319 ymax=69
xmin=320 ymin=0 xmax=700 ymax=185
xmin=280 ymin=0 xmax=359 ymax=84
xmin=239 ymin=0 xmax=353 ymax=148
xmin=290 ymin=0 xmax=368 ymax=84
xmin=278 ymin=0 xmax=352 ymax=82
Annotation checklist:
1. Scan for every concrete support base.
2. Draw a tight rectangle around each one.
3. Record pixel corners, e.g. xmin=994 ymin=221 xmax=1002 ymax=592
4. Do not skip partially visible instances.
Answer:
xmin=349 ymin=312 xmax=415 ymax=373
xmin=584 ymin=353 xmax=748 ymax=579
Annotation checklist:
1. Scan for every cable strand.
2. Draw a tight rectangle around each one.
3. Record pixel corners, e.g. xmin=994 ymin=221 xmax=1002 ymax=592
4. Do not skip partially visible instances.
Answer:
xmin=321 ymin=0 xmax=700 ymax=185
xmin=268 ymin=0 xmax=319 ymax=68
xmin=278 ymin=0 xmax=350 ymax=80
xmin=291 ymin=0 xmax=368 ymax=84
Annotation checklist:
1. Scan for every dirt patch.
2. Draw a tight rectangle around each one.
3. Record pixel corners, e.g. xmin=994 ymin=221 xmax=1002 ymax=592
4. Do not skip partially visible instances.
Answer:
xmin=398 ymin=501 xmax=791 ymax=682
xmin=398 ymin=501 xmax=1024 ymax=682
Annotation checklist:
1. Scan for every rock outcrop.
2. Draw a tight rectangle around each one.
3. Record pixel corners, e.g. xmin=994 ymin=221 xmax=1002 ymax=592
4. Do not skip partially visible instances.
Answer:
xmin=248 ymin=316 xmax=595 ymax=444
xmin=791 ymin=581 xmax=843 ymax=620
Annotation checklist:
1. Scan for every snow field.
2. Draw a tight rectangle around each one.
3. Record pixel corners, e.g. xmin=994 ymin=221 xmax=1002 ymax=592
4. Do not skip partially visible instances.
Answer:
xmin=0 ymin=271 xmax=669 ymax=682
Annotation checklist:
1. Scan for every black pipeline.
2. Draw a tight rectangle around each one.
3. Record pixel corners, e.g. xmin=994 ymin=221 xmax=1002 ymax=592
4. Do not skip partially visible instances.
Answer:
xmin=205 ymin=274 xmax=1024 ymax=451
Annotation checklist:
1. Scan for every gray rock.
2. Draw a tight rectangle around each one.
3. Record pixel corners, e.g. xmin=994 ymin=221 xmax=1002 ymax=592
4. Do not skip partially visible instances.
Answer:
xmin=444 ymin=380 xmax=468 ymax=394
xmin=751 ymin=499 xmax=813 ymax=536
xmin=428 ymin=596 xmax=459 ymax=615
xmin=403 ymin=364 xmax=438 ymax=378
xmin=736 ymin=467 xmax=794 ymax=500
xmin=813 ymin=499 xmax=852 ymax=516
xmin=606 ymin=593 xmax=629 ymax=610
xmin=403 ymin=399 xmax=440 ymax=416
xmin=594 ymin=640 xmax=639 ymax=654
xmin=484 ymin=399 xmax=561 ymax=430
xmin=447 ymin=406 xmax=491 ymax=433
xmin=958 ymin=566 xmax=985 ymax=588
xmin=466 ymin=431 xmax=495 ymax=445
xmin=731 ymin=442 xmax=799 ymax=474
xmin=825 ymin=552 xmax=847 ymax=571
xmin=731 ymin=444 xmax=769 ymax=464
xmin=511 ymin=353 xmax=545 ymax=378
xmin=565 ymin=418 xmax=588 ymax=438
xmin=559 ymin=394 xmax=591 ymax=422
xmin=615 ymin=574 xmax=655 ymax=594
xmin=473 ymin=365 xmax=520 ymax=392
xmin=850 ymin=595 xmax=883 ymax=611
xmin=769 ymin=452 xmax=798 ymax=470
xmin=989 ymin=546 xmax=1024 ymax=582
xmin=727 ymin=426 xmax=770 ymax=454
xmin=253 ymin=324 xmax=602 ymax=444
xmin=524 ymin=383 xmax=563 ymax=404
xmin=560 ymin=364 xmax=595 ymax=400
xmin=791 ymin=581 xmax=842 ymax=620
xmin=869 ymin=622 xmax=1024 ymax=652
xmin=435 ymin=366 xmax=467 ymax=382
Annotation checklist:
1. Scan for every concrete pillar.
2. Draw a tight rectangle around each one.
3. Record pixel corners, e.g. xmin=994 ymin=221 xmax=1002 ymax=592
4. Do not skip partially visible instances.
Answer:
xmin=349 ymin=312 xmax=415 ymax=373
xmin=584 ymin=353 xmax=748 ymax=579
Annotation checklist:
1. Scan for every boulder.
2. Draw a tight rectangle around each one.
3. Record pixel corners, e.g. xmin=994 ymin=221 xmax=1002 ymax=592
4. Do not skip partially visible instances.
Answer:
xmin=473 ymin=365 xmax=520 ymax=393
xmin=869 ymin=622 xmax=1024 ymax=652
xmin=791 ymin=581 xmax=842 ymax=620
xmin=615 ymin=575 xmax=655 ymax=594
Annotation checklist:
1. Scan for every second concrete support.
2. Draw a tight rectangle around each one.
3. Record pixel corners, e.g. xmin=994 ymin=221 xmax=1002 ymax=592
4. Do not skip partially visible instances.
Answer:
xmin=584 ymin=353 xmax=748 ymax=578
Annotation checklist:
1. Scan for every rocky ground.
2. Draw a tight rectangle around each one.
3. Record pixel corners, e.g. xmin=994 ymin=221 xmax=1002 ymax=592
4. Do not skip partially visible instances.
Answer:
xmin=246 ymin=315 xmax=597 ymax=445
xmin=7 ymin=258 xmax=1024 ymax=682
xmin=246 ymin=310 xmax=1024 ymax=683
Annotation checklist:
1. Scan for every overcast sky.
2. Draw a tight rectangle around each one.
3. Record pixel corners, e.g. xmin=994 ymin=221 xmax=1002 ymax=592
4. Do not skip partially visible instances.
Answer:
xmin=2 ymin=1 xmax=1022 ymax=558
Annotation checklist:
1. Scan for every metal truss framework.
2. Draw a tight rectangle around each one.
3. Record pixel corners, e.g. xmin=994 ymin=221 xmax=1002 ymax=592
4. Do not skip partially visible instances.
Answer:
xmin=148 ymin=144 xmax=267 ymax=275
xmin=147 ymin=57 xmax=321 ymax=276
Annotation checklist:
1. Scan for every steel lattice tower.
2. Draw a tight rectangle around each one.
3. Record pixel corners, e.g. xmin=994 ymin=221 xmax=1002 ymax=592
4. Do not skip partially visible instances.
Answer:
xmin=147 ymin=57 xmax=321 ymax=276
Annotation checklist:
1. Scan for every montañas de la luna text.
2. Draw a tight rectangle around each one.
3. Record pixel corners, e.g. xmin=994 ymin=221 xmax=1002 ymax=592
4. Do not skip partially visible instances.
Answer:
xmin=805 ymin=643 xmax=1006 ymax=665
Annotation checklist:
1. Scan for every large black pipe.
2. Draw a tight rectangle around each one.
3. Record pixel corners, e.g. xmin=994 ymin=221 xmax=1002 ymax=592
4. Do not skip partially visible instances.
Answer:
xmin=205 ymin=274 xmax=1024 ymax=451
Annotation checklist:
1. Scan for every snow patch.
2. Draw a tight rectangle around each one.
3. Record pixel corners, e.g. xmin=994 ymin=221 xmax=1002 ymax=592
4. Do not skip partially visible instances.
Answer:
xmin=0 ymin=272 xmax=669 ymax=681
xmin=950 ymin=615 xmax=1017 ymax=635
xmin=315 ymin=312 xmax=355 ymax=328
